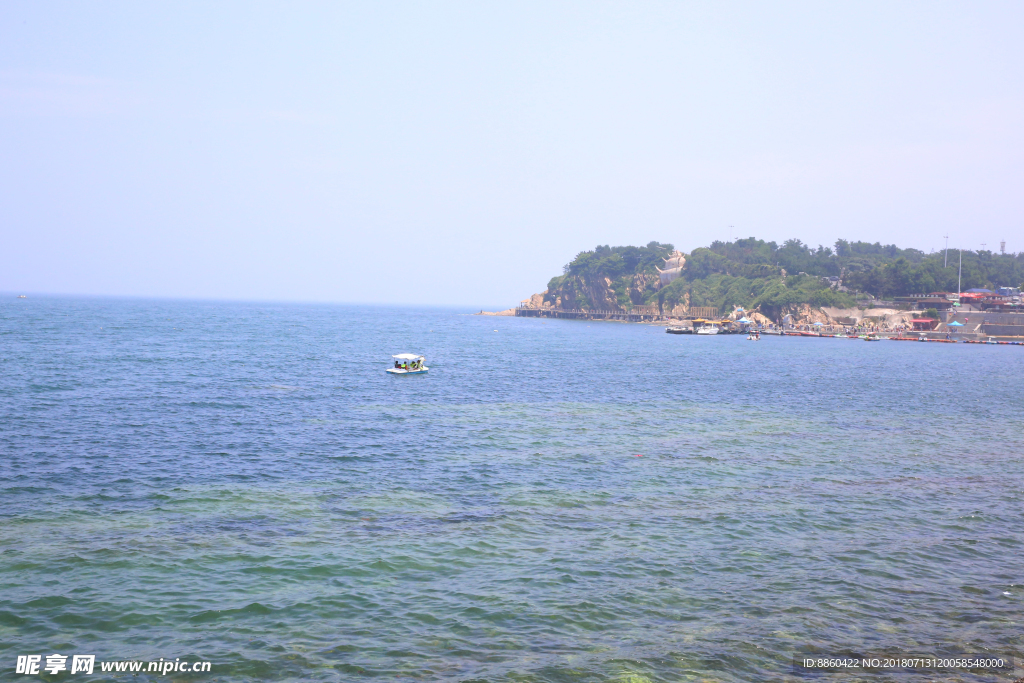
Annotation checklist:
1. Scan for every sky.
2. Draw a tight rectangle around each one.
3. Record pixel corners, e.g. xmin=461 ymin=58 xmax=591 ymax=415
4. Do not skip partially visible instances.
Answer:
xmin=1 ymin=1 xmax=1022 ymax=308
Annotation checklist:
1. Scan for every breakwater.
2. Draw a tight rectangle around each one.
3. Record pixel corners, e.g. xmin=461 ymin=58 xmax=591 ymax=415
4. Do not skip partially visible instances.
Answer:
xmin=514 ymin=305 xmax=661 ymax=322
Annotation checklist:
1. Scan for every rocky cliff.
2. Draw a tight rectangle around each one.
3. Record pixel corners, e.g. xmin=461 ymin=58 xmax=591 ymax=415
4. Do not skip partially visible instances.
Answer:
xmin=512 ymin=240 xmax=883 ymax=322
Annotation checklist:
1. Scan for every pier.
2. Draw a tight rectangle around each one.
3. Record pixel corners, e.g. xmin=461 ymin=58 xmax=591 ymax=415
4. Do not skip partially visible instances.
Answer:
xmin=513 ymin=306 xmax=1024 ymax=344
xmin=515 ymin=306 xmax=662 ymax=322
xmin=515 ymin=305 xmax=719 ymax=323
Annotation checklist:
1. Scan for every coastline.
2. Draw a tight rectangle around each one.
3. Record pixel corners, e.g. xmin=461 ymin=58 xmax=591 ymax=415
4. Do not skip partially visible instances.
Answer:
xmin=476 ymin=304 xmax=1024 ymax=342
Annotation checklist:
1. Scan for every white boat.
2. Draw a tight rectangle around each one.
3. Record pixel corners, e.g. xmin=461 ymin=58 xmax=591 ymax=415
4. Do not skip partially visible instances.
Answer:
xmin=696 ymin=325 xmax=719 ymax=335
xmin=386 ymin=353 xmax=429 ymax=375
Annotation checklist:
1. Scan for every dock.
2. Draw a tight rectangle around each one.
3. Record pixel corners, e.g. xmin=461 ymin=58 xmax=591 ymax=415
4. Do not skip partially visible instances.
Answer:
xmin=515 ymin=306 xmax=661 ymax=322
xmin=512 ymin=306 xmax=1024 ymax=345
xmin=515 ymin=304 xmax=718 ymax=323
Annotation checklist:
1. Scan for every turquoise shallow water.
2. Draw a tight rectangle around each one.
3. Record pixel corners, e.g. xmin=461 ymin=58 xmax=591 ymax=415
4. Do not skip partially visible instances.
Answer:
xmin=1 ymin=297 xmax=1022 ymax=682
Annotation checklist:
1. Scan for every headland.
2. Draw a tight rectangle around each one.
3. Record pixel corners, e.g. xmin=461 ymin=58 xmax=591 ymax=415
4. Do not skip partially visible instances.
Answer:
xmin=481 ymin=238 xmax=1024 ymax=341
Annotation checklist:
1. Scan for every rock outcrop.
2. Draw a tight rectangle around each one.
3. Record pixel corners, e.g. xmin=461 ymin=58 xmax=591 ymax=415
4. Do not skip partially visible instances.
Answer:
xmin=629 ymin=273 xmax=660 ymax=305
xmin=821 ymin=307 xmax=923 ymax=327
xmin=534 ymin=275 xmax=624 ymax=311
xmin=780 ymin=303 xmax=834 ymax=325
xmin=520 ymin=292 xmax=549 ymax=310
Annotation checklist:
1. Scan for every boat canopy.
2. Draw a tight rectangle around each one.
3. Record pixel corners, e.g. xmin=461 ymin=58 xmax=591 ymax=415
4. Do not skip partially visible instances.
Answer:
xmin=392 ymin=353 xmax=425 ymax=360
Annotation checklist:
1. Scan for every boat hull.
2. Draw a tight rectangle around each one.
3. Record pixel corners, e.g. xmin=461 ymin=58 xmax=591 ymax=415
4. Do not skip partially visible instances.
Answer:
xmin=386 ymin=368 xmax=429 ymax=375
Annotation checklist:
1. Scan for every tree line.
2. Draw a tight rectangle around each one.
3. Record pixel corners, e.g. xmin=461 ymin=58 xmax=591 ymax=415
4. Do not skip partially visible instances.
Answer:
xmin=546 ymin=238 xmax=1023 ymax=314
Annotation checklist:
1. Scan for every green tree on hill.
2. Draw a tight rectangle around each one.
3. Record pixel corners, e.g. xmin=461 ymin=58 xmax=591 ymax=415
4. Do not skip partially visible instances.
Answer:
xmin=564 ymin=242 xmax=673 ymax=280
xmin=540 ymin=238 xmax=1024 ymax=315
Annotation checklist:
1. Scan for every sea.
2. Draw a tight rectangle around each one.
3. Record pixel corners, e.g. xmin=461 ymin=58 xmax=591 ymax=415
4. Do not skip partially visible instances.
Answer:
xmin=1 ymin=296 xmax=1022 ymax=682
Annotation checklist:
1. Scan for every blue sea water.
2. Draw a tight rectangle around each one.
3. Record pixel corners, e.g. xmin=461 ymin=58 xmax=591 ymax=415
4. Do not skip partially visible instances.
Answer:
xmin=1 ymin=296 xmax=1022 ymax=682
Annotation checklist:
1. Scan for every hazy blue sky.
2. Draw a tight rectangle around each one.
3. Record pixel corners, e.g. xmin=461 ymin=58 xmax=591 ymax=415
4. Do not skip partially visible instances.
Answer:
xmin=2 ymin=2 xmax=1022 ymax=307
